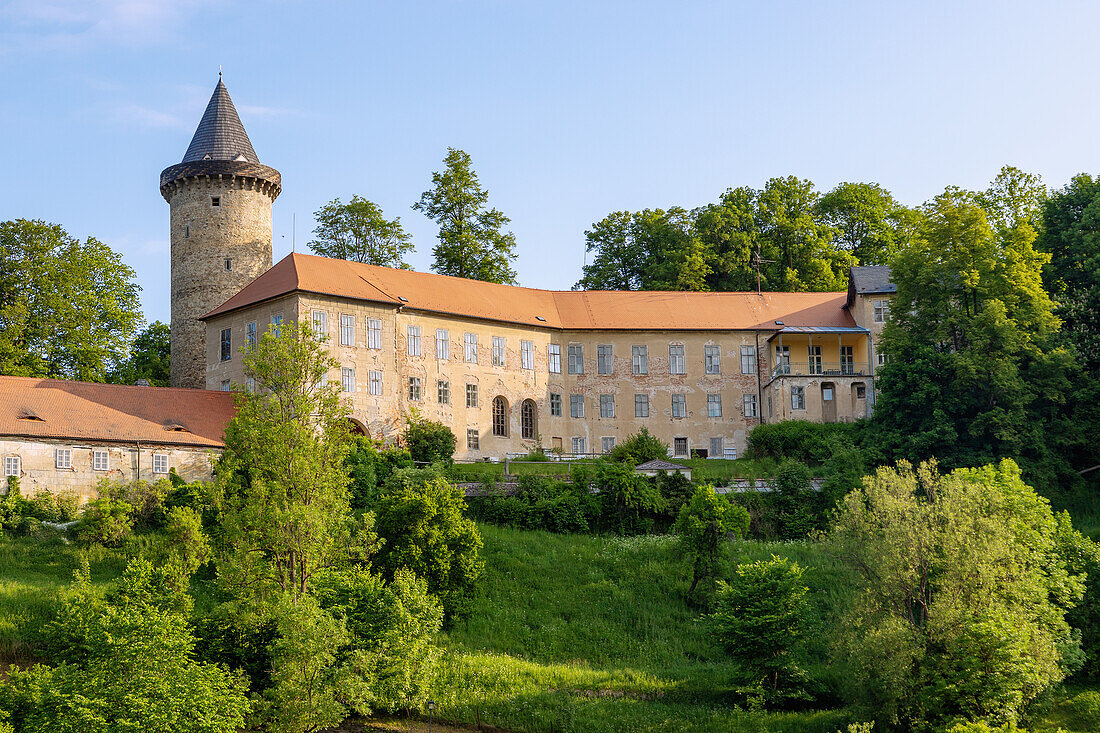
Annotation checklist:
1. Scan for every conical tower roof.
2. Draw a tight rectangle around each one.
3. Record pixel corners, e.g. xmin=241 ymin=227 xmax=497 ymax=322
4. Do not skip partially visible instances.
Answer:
xmin=181 ymin=78 xmax=259 ymax=163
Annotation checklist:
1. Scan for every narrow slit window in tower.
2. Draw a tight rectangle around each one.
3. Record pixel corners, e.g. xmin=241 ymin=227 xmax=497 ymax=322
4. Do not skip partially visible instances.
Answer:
xmin=211 ymin=196 xmax=220 ymax=207
xmin=224 ymin=258 xmax=232 ymax=271
xmin=184 ymin=225 xmax=190 ymax=239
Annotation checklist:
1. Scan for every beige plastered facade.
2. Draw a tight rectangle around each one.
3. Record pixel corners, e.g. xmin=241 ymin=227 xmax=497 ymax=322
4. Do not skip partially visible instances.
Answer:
xmin=204 ymin=291 xmax=893 ymax=461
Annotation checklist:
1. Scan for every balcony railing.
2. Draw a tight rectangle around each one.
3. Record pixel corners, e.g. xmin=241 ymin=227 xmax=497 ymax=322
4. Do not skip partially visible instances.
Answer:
xmin=770 ymin=361 xmax=869 ymax=378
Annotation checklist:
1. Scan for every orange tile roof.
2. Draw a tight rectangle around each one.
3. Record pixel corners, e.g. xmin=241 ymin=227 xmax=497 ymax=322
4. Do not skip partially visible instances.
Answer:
xmin=0 ymin=377 xmax=235 ymax=448
xmin=203 ymin=253 xmax=856 ymax=331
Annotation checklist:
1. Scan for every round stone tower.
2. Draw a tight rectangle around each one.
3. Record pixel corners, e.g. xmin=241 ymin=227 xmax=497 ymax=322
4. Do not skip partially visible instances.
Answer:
xmin=160 ymin=77 xmax=281 ymax=389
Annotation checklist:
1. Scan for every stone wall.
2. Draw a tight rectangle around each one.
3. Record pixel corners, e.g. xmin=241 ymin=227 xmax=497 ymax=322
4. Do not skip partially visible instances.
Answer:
xmin=1 ymin=438 xmax=219 ymax=504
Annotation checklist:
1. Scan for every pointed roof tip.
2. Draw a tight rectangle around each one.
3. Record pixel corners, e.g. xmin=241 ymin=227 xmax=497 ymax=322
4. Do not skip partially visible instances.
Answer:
xmin=181 ymin=77 xmax=259 ymax=164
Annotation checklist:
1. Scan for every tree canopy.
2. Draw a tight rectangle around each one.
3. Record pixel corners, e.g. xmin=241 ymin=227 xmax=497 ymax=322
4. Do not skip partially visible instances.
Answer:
xmin=107 ymin=321 xmax=170 ymax=387
xmin=308 ymin=196 xmax=414 ymax=268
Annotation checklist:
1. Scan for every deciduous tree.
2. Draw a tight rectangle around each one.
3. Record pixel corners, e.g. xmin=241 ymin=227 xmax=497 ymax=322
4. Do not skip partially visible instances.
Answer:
xmin=308 ymin=196 xmax=414 ymax=268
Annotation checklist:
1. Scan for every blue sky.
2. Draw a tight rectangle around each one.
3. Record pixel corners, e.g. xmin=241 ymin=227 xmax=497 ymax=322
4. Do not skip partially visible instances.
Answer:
xmin=2 ymin=1 xmax=1099 ymax=325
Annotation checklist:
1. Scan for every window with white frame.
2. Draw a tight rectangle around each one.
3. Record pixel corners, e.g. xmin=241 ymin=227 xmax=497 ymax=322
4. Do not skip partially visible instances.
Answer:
xmin=669 ymin=344 xmax=686 ymax=375
xmin=407 ymin=326 xmax=422 ymax=356
xmin=4 ymin=456 xmax=19 ymax=477
xmin=877 ymin=351 xmax=887 ymax=366
xmin=521 ymin=340 xmax=534 ymax=370
xmin=93 ymin=449 xmax=109 ymax=471
xmin=312 ymin=310 xmax=327 ymax=338
xmin=572 ymin=437 xmax=586 ymax=455
xmin=340 ymin=315 xmax=355 ymax=346
xmin=775 ymin=345 xmax=791 ymax=374
xmin=873 ymin=299 xmax=890 ymax=323
xmin=808 ymin=345 xmax=823 ymax=374
xmin=548 ymin=344 xmax=561 ymax=373
xmin=707 ymin=393 xmax=722 ymax=417
xmin=673 ymin=437 xmax=688 ymax=457
xmin=464 ymin=333 xmax=478 ymax=363
xmin=220 ymin=328 xmax=231 ymax=362
xmin=635 ymin=393 xmax=649 ymax=417
xmin=466 ymin=383 xmax=478 ymax=408
xmin=743 ymin=393 xmax=758 ymax=418
xmin=467 ymin=428 xmax=480 ymax=450
xmin=152 ymin=453 xmax=169 ymax=474
xmin=369 ymin=370 xmax=383 ymax=395
xmin=724 ymin=445 xmax=738 ymax=460
xmin=246 ymin=321 xmax=257 ymax=350
xmin=271 ymin=313 xmax=282 ymax=337
xmin=408 ymin=377 xmax=422 ymax=401
xmin=602 ymin=437 xmax=616 ymax=454
xmin=492 ymin=336 xmax=506 ymax=367
xmin=597 ymin=345 xmax=613 ymax=375
xmin=704 ymin=345 xmax=721 ymax=374
xmin=570 ymin=394 xmax=585 ymax=418
xmin=341 ymin=367 xmax=355 ymax=393
xmin=436 ymin=329 xmax=449 ymax=360
xmin=710 ymin=437 xmax=723 ymax=458
xmin=840 ymin=345 xmax=855 ymax=374
xmin=319 ymin=373 xmax=329 ymax=387
xmin=367 ymin=318 xmax=382 ymax=349
xmin=438 ymin=380 xmax=450 ymax=404
xmin=549 ymin=393 xmax=562 ymax=416
xmin=740 ymin=345 xmax=756 ymax=374
xmin=671 ymin=394 xmax=686 ymax=418
xmin=599 ymin=394 xmax=615 ymax=418
xmin=632 ymin=345 xmax=648 ymax=375
xmin=791 ymin=386 xmax=806 ymax=410
xmin=568 ymin=344 xmax=584 ymax=374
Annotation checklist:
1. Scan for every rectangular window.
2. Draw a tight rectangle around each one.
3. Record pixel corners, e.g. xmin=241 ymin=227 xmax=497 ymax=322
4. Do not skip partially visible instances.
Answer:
xmin=669 ymin=344 xmax=686 ymax=375
xmin=340 ymin=315 xmax=355 ymax=346
xmin=246 ymin=376 xmax=255 ymax=393
xmin=271 ymin=313 xmax=282 ymax=337
xmin=312 ymin=310 xmax=327 ymax=338
xmin=55 ymin=448 xmax=71 ymax=469
xmin=877 ymin=351 xmax=887 ymax=366
xmin=467 ymin=428 xmax=480 ymax=450
xmin=465 ymin=333 xmax=478 ymax=363
xmin=743 ymin=393 xmax=758 ymax=418
xmin=4 ymin=456 xmax=19 ymax=477
xmin=211 ymin=195 xmax=220 ymax=207
xmin=597 ymin=344 xmax=613 ymax=375
xmin=740 ymin=345 xmax=756 ymax=374
xmin=724 ymin=445 xmax=738 ymax=460
xmin=568 ymin=344 xmax=584 ymax=374
xmin=436 ymin=329 xmax=449 ymax=360
xmin=438 ymin=380 xmax=450 ymax=404
xmin=407 ymin=325 xmax=422 ymax=356
xmin=341 ymin=367 xmax=355 ymax=393
xmin=93 ymin=449 xmax=108 ymax=471
xmin=572 ymin=437 xmax=586 ymax=455
xmin=369 ymin=370 xmax=383 ymax=395
xmin=552 ymin=437 xmax=563 ymax=452
xmin=792 ymin=386 xmax=806 ymax=410
xmin=710 ymin=437 xmax=723 ymax=458
xmin=635 ymin=393 xmax=649 ymax=418
xmin=570 ymin=394 xmax=585 ymax=418
xmin=408 ymin=377 xmax=421 ymax=401
xmin=775 ymin=345 xmax=791 ymax=374
xmin=840 ymin=345 xmax=855 ymax=374
xmin=367 ymin=318 xmax=382 ymax=349
xmin=808 ymin=345 xmax=822 ymax=375
xmin=521 ymin=340 xmax=534 ymax=370
xmin=152 ymin=453 xmax=169 ymax=474
xmin=220 ymin=327 xmax=231 ymax=362
xmin=671 ymin=393 xmax=686 ymax=418
xmin=602 ymin=437 xmax=616 ymax=454
xmin=632 ymin=345 xmax=648 ymax=375
xmin=246 ymin=321 xmax=257 ymax=350
xmin=674 ymin=437 xmax=688 ymax=457
xmin=465 ymin=383 xmax=479 ymax=408
xmin=705 ymin=345 xmax=721 ymax=374
xmin=549 ymin=393 xmax=562 ymax=417
xmin=600 ymin=393 xmax=615 ymax=418
xmin=707 ymin=393 xmax=722 ymax=417
xmin=874 ymin=299 xmax=890 ymax=323
xmin=856 ymin=384 xmax=867 ymax=399
xmin=548 ymin=344 xmax=561 ymax=373
xmin=221 ymin=380 xmax=231 ymax=392
xmin=492 ymin=336 xmax=506 ymax=367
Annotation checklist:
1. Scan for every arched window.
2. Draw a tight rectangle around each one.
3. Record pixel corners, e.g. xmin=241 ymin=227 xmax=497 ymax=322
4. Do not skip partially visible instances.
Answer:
xmin=521 ymin=399 xmax=537 ymax=440
xmin=492 ymin=396 xmax=508 ymax=437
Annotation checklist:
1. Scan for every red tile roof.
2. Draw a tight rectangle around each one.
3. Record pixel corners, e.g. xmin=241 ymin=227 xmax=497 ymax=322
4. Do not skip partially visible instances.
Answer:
xmin=0 ymin=377 xmax=235 ymax=448
xmin=203 ymin=253 xmax=856 ymax=331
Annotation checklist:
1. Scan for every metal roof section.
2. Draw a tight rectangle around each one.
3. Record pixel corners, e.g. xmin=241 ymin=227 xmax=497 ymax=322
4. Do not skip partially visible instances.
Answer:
xmin=765 ymin=325 xmax=870 ymax=342
xmin=635 ymin=459 xmax=691 ymax=471
xmin=181 ymin=77 xmax=259 ymax=164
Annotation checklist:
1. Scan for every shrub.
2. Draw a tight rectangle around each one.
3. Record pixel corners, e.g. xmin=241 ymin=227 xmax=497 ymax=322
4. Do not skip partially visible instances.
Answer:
xmin=346 ymin=438 xmax=414 ymax=510
xmin=773 ymin=459 xmax=818 ymax=539
xmin=674 ymin=486 xmax=750 ymax=605
xmin=102 ymin=478 xmax=171 ymax=529
xmin=747 ymin=419 xmax=858 ymax=464
xmin=608 ymin=428 xmax=669 ymax=465
xmin=594 ymin=461 xmax=666 ymax=535
xmin=403 ymin=414 xmax=456 ymax=466
xmin=75 ymin=498 xmax=133 ymax=547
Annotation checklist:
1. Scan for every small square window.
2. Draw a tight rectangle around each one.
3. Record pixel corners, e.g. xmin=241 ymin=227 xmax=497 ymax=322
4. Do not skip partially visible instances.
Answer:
xmin=152 ymin=454 xmax=169 ymax=474
xmin=93 ymin=450 xmax=109 ymax=471
xmin=602 ymin=437 xmax=616 ymax=454
xmin=211 ymin=196 xmax=221 ymax=207
xmin=674 ymin=437 xmax=688 ymax=457
xmin=221 ymin=380 xmax=231 ymax=392
xmin=467 ymin=428 xmax=480 ymax=450
xmin=856 ymin=385 xmax=867 ymax=399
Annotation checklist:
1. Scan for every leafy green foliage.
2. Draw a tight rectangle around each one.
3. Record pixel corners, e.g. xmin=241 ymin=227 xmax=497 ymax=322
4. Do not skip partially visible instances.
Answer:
xmin=402 ymin=412 xmax=456 ymax=466
xmin=593 ymin=461 xmax=667 ymax=535
xmin=814 ymin=182 xmax=917 ymax=266
xmin=709 ymin=556 xmax=810 ymax=707
xmin=608 ymin=427 xmax=670 ymax=465
xmin=0 ymin=219 xmax=142 ymax=381
xmin=674 ymin=486 xmax=749 ymax=605
xmin=308 ymin=195 xmax=413 ymax=268
xmin=75 ymin=499 xmax=133 ymax=547
xmin=107 ymin=321 xmax=170 ymax=387
xmin=374 ymin=467 xmax=484 ymax=625
xmin=346 ymin=438 xmax=413 ymax=510
xmin=413 ymin=148 xmax=518 ymax=284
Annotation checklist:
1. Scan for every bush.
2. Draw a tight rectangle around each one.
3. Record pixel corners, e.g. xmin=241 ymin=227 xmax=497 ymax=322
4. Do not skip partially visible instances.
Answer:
xmin=403 ymin=414 xmax=456 ymax=466
xmin=75 ymin=498 xmax=133 ymax=547
xmin=101 ymin=478 xmax=171 ymax=529
xmin=608 ymin=428 xmax=669 ymax=465
xmin=594 ymin=461 xmax=666 ymax=535
xmin=346 ymin=438 xmax=414 ymax=510
xmin=747 ymin=420 xmax=858 ymax=464
xmin=675 ymin=486 xmax=750 ymax=605
xmin=773 ymin=459 xmax=818 ymax=539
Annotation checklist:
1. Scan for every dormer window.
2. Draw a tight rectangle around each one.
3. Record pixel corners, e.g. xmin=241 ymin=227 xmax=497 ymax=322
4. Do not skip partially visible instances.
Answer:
xmin=234 ymin=154 xmax=248 ymax=162
xmin=203 ymin=153 xmax=212 ymax=160
xmin=211 ymin=196 xmax=221 ymax=207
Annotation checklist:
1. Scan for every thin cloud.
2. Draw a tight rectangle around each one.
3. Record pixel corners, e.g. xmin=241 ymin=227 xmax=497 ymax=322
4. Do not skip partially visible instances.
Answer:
xmin=113 ymin=104 xmax=189 ymax=131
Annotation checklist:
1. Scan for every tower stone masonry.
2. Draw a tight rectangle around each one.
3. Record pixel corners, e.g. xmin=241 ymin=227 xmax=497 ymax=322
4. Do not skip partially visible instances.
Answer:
xmin=160 ymin=78 xmax=281 ymax=389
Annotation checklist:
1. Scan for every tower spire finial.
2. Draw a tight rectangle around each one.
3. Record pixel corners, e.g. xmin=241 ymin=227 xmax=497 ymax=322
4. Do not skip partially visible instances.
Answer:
xmin=219 ymin=65 xmax=222 ymax=79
